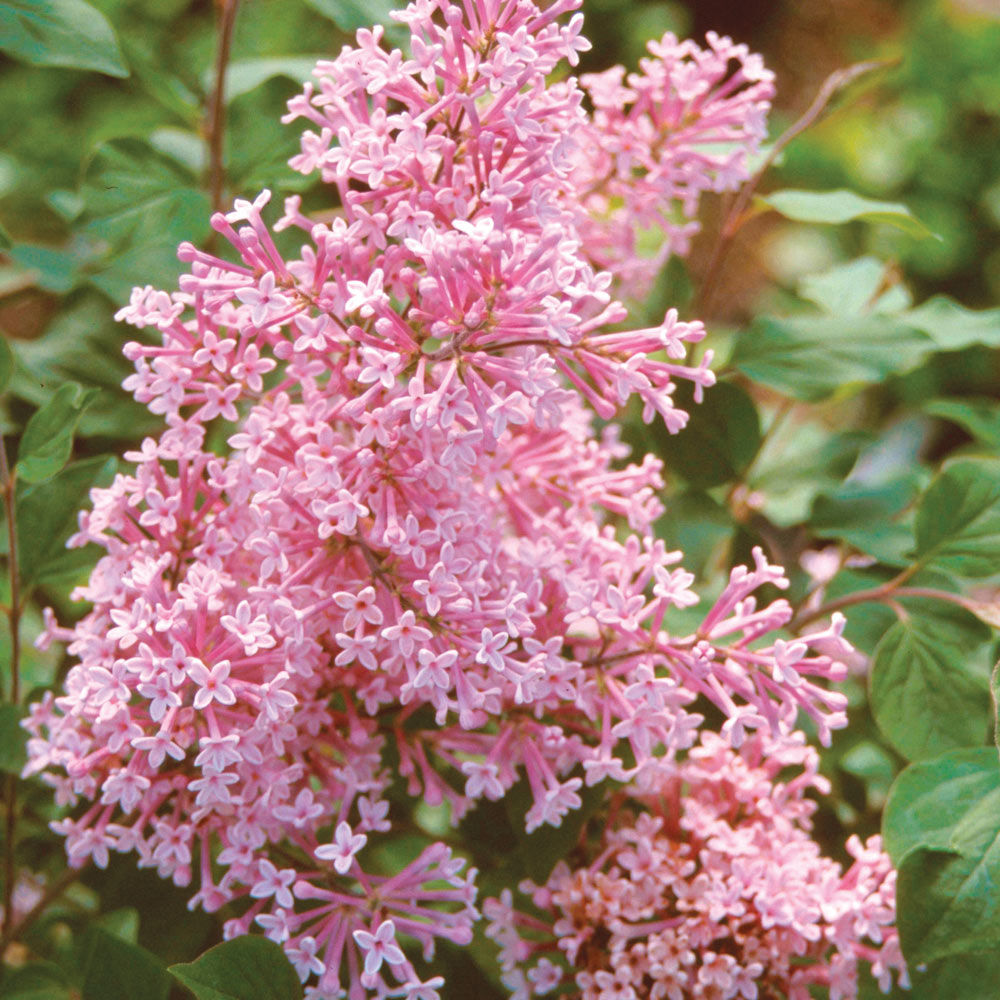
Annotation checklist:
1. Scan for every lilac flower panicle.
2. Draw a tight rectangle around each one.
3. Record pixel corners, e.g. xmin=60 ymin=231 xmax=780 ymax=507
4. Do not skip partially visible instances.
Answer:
xmin=487 ymin=734 xmax=908 ymax=1000
xmin=24 ymin=0 xmax=904 ymax=995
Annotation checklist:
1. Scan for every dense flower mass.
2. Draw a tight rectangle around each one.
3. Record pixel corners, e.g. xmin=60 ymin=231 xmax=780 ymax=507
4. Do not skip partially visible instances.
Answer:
xmin=21 ymin=0 xmax=902 ymax=995
xmin=486 ymin=733 xmax=908 ymax=1000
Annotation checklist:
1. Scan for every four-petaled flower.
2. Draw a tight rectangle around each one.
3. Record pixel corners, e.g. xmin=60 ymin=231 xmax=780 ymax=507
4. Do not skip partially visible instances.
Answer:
xmin=236 ymin=271 xmax=290 ymax=327
xmin=353 ymin=919 xmax=406 ymax=977
xmin=315 ymin=821 xmax=368 ymax=874
xmin=188 ymin=659 xmax=236 ymax=710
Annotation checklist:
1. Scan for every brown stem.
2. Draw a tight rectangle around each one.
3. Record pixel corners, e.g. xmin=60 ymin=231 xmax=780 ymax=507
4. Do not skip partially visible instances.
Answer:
xmin=206 ymin=0 xmax=240 ymax=219
xmin=1 ymin=433 xmax=20 ymax=940
xmin=1 ymin=437 xmax=19 ymax=705
xmin=697 ymin=57 xmax=897 ymax=319
xmin=2 ymin=775 xmax=15 ymax=939
xmin=886 ymin=598 xmax=910 ymax=623
xmin=789 ymin=562 xmax=926 ymax=632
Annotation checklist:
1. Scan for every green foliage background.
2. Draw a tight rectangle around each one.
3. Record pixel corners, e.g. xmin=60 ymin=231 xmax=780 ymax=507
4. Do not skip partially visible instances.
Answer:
xmin=1 ymin=0 xmax=1000 ymax=997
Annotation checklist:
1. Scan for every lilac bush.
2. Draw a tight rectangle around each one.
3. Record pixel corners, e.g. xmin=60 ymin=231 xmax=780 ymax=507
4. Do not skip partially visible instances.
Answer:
xmin=21 ymin=0 xmax=909 ymax=996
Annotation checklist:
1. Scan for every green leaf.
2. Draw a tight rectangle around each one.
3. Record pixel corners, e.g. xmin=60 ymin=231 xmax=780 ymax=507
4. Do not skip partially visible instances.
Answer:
xmin=993 ymin=660 xmax=1000 ymax=762
xmin=16 ymin=455 xmax=117 ymax=590
xmin=798 ymin=256 xmax=912 ymax=316
xmin=870 ymin=618 xmax=990 ymax=762
xmin=210 ymin=56 xmax=325 ymax=102
xmin=79 ymin=926 xmax=171 ymax=1000
xmin=651 ymin=380 xmax=760 ymax=488
xmin=8 ymin=295 xmax=159 ymax=441
xmin=0 ymin=337 xmax=13 ymax=396
xmin=0 ymin=219 xmax=11 ymax=251
xmin=902 ymin=296 xmax=1000 ymax=352
xmin=169 ymin=936 xmax=303 ymax=1000
xmin=896 ymin=596 xmax=993 ymax=652
xmin=0 ymin=702 xmax=27 ymax=774
xmin=0 ymin=0 xmax=127 ymax=77
xmin=730 ymin=315 xmax=933 ymax=401
xmin=225 ymin=89 xmax=309 ymax=196
xmin=122 ymin=36 xmax=200 ymax=124
xmin=502 ymin=777 xmax=605 ymax=883
xmin=925 ymin=397 xmax=1000 ymax=450
xmin=750 ymin=424 xmax=868 ymax=528
xmin=45 ymin=189 xmax=85 ymax=222
xmin=915 ymin=458 xmax=1000 ymax=578
xmin=16 ymin=382 xmax=97 ymax=483
xmin=80 ymin=137 xmax=211 ymax=257
xmin=810 ymin=475 xmax=919 ymax=557
xmin=302 ymin=0 xmax=401 ymax=32
xmin=149 ymin=128 xmax=206 ymax=175
xmin=653 ymin=489 xmax=734 ymax=580
xmin=759 ymin=188 xmax=935 ymax=238
xmin=897 ymin=831 xmax=1000 ymax=965
xmin=96 ymin=907 xmax=140 ymax=945
xmin=86 ymin=239 xmax=191 ymax=306
xmin=904 ymin=950 xmax=1000 ymax=1000
xmin=0 ymin=961 xmax=75 ymax=1000
xmin=9 ymin=242 xmax=91 ymax=294
xmin=883 ymin=748 xmax=1000 ymax=864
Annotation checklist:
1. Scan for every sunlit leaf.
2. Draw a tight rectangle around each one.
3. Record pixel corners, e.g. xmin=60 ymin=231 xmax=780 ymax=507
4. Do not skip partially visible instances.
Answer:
xmin=149 ymin=128 xmax=206 ymax=175
xmin=0 ymin=0 xmax=128 ymax=77
xmin=8 ymin=241 xmax=92 ymax=294
xmin=303 ymin=0 xmax=401 ymax=32
xmin=925 ymin=397 xmax=1000 ymax=450
xmin=210 ymin=56 xmax=326 ymax=101
xmin=902 ymin=296 xmax=1000 ymax=352
xmin=750 ymin=424 xmax=869 ymax=528
xmin=730 ymin=315 xmax=933 ymax=401
xmin=96 ymin=907 xmax=141 ymax=945
xmin=810 ymin=474 xmax=920 ymax=559
xmin=797 ymin=256 xmax=912 ymax=316
xmin=759 ymin=188 xmax=935 ymax=237
xmin=16 ymin=382 xmax=98 ymax=483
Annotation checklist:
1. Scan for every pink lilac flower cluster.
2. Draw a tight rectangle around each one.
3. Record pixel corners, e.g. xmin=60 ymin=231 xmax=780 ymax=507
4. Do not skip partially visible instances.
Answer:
xmin=21 ymin=0 xmax=894 ymax=995
xmin=572 ymin=32 xmax=773 ymax=295
xmin=486 ymin=732 xmax=909 ymax=1000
